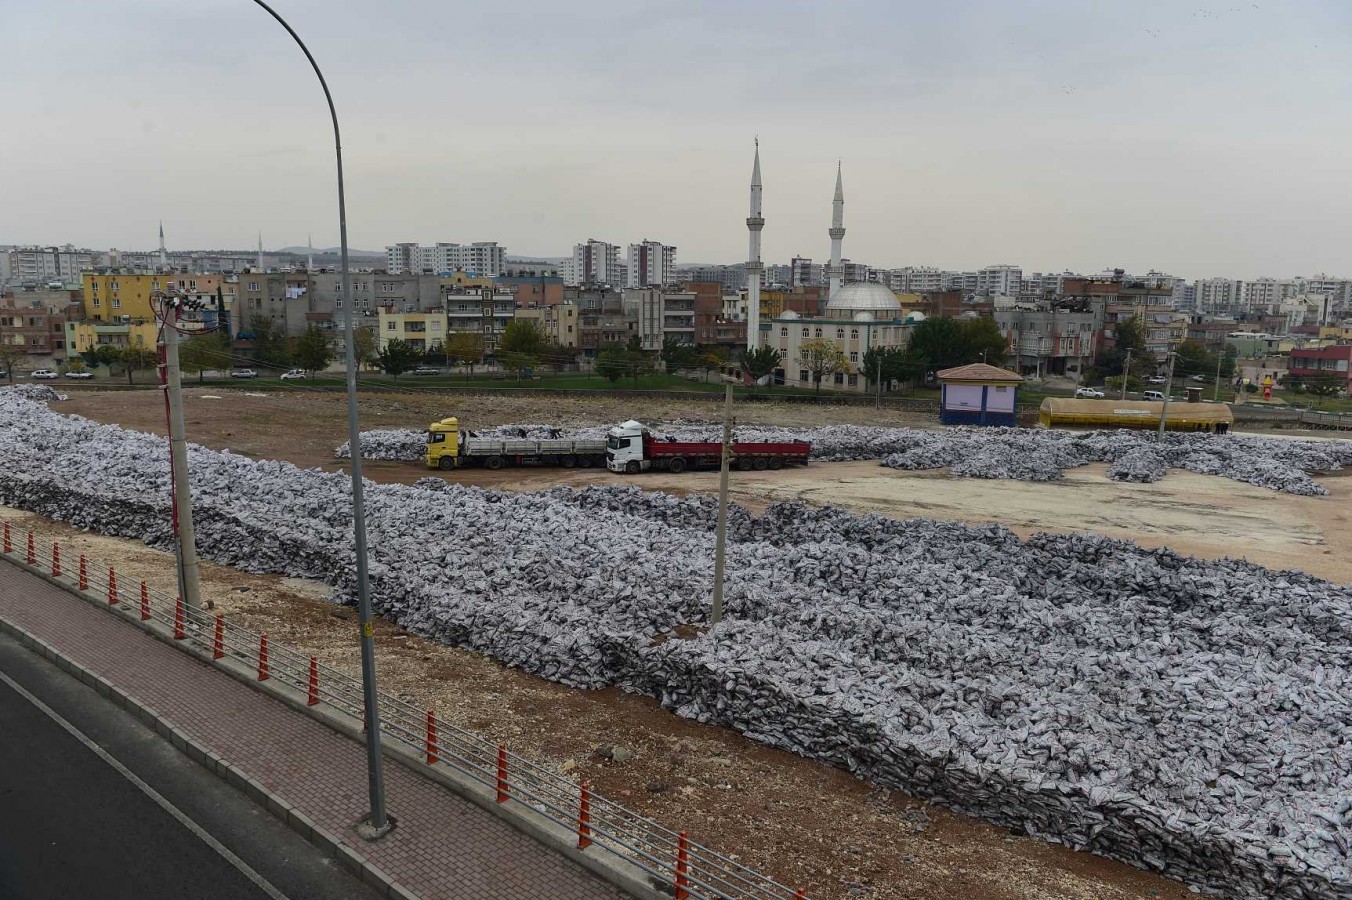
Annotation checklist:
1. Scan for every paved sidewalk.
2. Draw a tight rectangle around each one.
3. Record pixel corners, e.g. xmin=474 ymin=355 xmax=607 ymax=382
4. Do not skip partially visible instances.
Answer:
xmin=0 ymin=563 xmax=628 ymax=900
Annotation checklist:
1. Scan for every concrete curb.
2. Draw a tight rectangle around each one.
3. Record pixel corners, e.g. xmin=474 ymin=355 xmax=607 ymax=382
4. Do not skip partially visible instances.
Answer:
xmin=0 ymin=551 xmax=666 ymax=900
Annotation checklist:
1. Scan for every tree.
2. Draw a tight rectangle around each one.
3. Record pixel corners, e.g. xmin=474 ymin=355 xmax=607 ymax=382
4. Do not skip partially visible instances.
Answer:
xmin=905 ymin=318 xmax=969 ymax=375
xmin=622 ymin=334 xmax=655 ymax=386
xmin=1219 ymin=345 xmax=1238 ymax=380
xmin=66 ymin=356 xmax=87 ymax=375
xmin=595 ymin=343 xmax=627 ymax=383
xmin=1303 ymin=375 xmax=1344 ymax=398
xmin=294 ymin=326 xmax=334 ymax=375
xmin=178 ymin=331 xmax=230 ymax=383
xmin=742 ymin=344 xmax=782 ymax=384
xmin=497 ymin=319 xmax=551 ymax=379
xmin=444 ymin=331 xmax=485 ymax=378
xmin=118 ymin=344 xmax=156 ymax=384
xmin=247 ymin=314 xmax=292 ymax=370
xmin=375 ymin=339 xmax=423 ymax=380
xmin=352 ymin=325 xmax=378 ymax=372
xmin=0 ymin=319 xmax=25 ymax=382
xmin=798 ymin=338 xmax=848 ymax=392
xmin=660 ymin=337 xmax=699 ymax=372
xmin=962 ymin=317 xmax=1008 ymax=367
xmin=1172 ymin=340 xmax=1216 ymax=380
xmin=697 ymin=346 xmax=729 ymax=383
xmin=861 ymin=346 xmax=918 ymax=391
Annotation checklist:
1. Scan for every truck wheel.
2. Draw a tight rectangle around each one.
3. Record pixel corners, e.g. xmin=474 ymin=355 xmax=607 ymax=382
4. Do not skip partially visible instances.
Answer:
xmin=561 ymin=455 xmax=576 ymax=468
xmin=753 ymin=457 xmax=769 ymax=471
xmin=668 ymin=457 xmax=686 ymax=474
xmin=625 ymin=461 xmax=640 ymax=475
xmin=577 ymin=456 xmax=592 ymax=468
xmin=484 ymin=456 xmax=505 ymax=470
xmin=769 ymin=457 xmax=783 ymax=470
xmin=438 ymin=457 xmax=455 ymax=471
xmin=737 ymin=457 xmax=754 ymax=472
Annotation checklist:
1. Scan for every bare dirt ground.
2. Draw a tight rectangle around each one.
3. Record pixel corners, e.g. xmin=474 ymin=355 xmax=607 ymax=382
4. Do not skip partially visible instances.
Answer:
xmin=25 ymin=387 xmax=1346 ymax=898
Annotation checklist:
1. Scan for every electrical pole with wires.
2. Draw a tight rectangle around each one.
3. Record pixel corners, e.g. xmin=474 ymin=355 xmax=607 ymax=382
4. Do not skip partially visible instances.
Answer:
xmin=155 ymin=291 xmax=205 ymax=611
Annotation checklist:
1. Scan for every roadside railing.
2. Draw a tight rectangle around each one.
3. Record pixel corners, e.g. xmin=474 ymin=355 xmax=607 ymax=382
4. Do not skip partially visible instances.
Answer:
xmin=0 ymin=521 xmax=808 ymax=900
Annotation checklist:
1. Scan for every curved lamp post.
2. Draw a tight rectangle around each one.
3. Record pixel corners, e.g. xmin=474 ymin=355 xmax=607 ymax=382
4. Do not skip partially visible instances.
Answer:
xmin=248 ymin=0 xmax=389 ymax=836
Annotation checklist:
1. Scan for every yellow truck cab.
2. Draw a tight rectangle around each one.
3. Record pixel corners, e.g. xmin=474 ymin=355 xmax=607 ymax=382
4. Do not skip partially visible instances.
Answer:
xmin=426 ymin=417 xmax=460 ymax=469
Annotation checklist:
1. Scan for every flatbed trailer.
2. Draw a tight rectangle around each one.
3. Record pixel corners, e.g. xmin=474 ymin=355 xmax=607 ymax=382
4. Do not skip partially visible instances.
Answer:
xmin=605 ymin=420 xmax=811 ymax=473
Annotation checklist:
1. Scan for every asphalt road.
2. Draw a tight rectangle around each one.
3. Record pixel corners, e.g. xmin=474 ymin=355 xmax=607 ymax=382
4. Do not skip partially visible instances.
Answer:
xmin=0 ymin=630 xmax=379 ymax=900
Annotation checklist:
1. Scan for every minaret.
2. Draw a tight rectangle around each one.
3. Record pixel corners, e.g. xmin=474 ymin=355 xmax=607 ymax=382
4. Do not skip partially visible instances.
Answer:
xmin=158 ymin=221 xmax=168 ymax=269
xmin=307 ymin=234 xmax=314 ymax=272
xmin=257 ymin=232 xmax=264 ymax=270
xmin=745 ymin=139 xmax=764 ymax=352
xmin=827 ymin=161 xmax=845 ymax=299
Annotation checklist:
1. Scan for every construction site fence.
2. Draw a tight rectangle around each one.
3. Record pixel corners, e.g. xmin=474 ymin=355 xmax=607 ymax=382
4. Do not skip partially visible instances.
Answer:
xmin=0 ymin=522 xmax=808 ymax=900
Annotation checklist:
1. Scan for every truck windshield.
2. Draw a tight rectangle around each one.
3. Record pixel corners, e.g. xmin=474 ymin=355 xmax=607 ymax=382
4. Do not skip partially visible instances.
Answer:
xmin=427 ymin=432 xmax=444 ymax=444
xmin=606 ymin=436 xmax=630 ymax=450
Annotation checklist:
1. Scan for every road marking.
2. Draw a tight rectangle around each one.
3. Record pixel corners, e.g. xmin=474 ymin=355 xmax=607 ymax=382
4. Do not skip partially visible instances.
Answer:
xmin=0 ymin=671 xmax=290 ymax=900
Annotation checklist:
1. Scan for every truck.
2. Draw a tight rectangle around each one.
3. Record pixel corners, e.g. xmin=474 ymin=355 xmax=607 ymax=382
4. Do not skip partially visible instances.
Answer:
xmin=426 ymin=417 xmax=607 ymax=470
xmin=605 ymin=420 xmax=811 ymax=474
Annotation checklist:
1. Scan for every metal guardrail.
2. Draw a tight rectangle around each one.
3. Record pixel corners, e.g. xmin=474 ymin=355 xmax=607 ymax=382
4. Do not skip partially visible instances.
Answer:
xmin=0 ymin=522 xmax=807 ymax=900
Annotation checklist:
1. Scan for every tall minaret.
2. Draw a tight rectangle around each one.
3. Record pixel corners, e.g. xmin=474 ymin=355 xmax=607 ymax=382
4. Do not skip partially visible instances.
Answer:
xmin=158 ymin=221 xmax=168 ymax=269
xmin=745 ymin=139 xmax=764 ymax=352
xmin=256 ymin=232 xmax=264 ymax=270
xmin=827 ymin=161 xmax=845 ymax=299
xmin=307 ymin=234 xmax=314 ymax=272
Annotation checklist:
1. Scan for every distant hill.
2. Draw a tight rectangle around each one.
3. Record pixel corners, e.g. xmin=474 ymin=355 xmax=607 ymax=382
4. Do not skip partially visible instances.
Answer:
xmin=276 ymin=246 xmax=384 ymax=258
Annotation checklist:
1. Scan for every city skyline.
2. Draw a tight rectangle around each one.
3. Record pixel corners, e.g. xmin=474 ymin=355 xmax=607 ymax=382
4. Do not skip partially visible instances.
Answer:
xmin=5 ymin=1 xmax=1352 ymax=278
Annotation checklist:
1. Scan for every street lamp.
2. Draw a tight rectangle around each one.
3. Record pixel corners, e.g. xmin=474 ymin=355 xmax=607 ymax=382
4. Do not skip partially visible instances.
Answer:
xmin=248 ymin=0 xmax=390 ymax=838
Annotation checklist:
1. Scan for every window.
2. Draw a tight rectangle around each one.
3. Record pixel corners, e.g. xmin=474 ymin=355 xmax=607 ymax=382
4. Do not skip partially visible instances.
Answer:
xmin=847 ymin=374 xmax=857 ymax=387
xmin=91 ymin=282 xmax=98 ymax=292
xmin=382 ymin=283 xmax=394 ymax=293
xmin=836 ymin=328 xmax=845 ymax=339
xmin=111 ymin=298 xmax=120 ymax=308
xmin=248 ymin=281 xmax=259 ymax=291
xmin=799 ymin=369 xmax=809 ymax=382
xmin=849 ymin=351 xmax=858 ymax=362
xmin=780 ymin=327 xmax=788 ymax=337
xmin=801 ymin=328 xmax=809 ymax=337
xmin=850 ymin=329 xmax=858 ymax=339
xmin=386 ymin=321 xmax=396 ymax=331
xmin=814 ymin=328 xmax=822 ymax=337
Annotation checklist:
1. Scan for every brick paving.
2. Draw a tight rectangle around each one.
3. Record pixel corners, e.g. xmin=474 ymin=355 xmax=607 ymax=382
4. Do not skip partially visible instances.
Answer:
xmin=0 ymin=563 xmax=629 ymax=900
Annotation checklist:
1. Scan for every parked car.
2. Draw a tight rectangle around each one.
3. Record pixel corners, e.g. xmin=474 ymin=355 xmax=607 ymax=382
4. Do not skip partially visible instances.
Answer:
xmin=1075 ymin=387 xmax=1106 ymax=399
xmin=29 ymin=369 xmax=58 ymax=380
xmin=413 ymin=366 xmax=441 ymax=376
xmin=64 ymin=371 xmax=93 ymax=379
xmin=1190 ymin=374 xmax=1208 ymax=382
xmin=230 ymin=369 xmax=258 ymax=379
xmin=1142 ymin=390 xmax=1166 ymax=401
xmin=1146 ymin=376 xmax=1167 ymax=385
xmin=280 ymin=369 xmax=307 ymax=380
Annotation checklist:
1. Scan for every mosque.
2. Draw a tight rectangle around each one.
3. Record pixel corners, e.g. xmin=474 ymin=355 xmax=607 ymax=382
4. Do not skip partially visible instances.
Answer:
xmin=744 ymin=146 xmax=918 ymax=392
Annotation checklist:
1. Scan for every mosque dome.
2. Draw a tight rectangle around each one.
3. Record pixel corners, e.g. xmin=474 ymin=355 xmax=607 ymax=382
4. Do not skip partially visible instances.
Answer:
xmin=824 ymin=282 xmax=902 ymax=318
xmin=779 ymin=309 xmax=800 ymax=320
xmin=852 ymin=311 xmax=875 ymax=322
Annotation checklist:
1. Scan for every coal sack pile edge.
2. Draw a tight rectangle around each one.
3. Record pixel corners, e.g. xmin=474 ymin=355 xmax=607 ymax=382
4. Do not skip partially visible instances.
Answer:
xmin=4 ymin=388 xmax=1352 ymax=899
xmin=337 ymin=421 xmax=1348 ymax=496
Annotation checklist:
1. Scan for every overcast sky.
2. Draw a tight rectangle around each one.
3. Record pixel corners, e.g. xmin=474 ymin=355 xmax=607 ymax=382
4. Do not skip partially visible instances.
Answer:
xmin=4 ymin=1 xmax=1350 ymax=278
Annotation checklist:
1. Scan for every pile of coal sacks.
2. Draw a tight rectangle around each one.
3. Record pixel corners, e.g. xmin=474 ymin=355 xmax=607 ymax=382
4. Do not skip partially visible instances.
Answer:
xmin=338 ymin=421 xmax=1352 ymax=495
xmin=3 ymin=388 xmax=1349 ymax=899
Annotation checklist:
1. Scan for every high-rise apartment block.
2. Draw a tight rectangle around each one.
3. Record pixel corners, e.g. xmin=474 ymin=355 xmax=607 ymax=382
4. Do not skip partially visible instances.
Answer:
xmin=569 ymin=239 xmax=622 ymax=286
xmin=626 ymin=240 xmax=676 ymax=288
xmin=385 ymin=242 xmax=505 ymax=277
xmin=6 ymin=245 xmax=99 ymax=288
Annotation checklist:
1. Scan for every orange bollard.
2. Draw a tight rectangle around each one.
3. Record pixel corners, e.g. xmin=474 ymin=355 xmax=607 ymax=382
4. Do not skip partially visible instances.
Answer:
xmin=107 ymin=568 xmax=118 ymax=605
xmin=577 ymin=783 xmax=593 ymax=849
xmin=51 ymin=543 xmax=61 ymax=578
xmin=257 ymin=634 xmax=270 ymax=681
xmin=674 ymin=832 xmax=690 ymax=900
xmin=78 ymin=555 xmax=88 ymax=590
xmin=2 ymin=521 xmax=10 ymax=554
xmin=173 ymin=596 xmax=186 ymax=639
xmin=26 ymin=531 xmax=36 ymax=565
xmin=496 ymin=744 xmax=509 ymax=803
xmin=795 ymin=890 xmax=807 ymax=899
xmin=306 ymin=657 xmax=319 ymax=706
xmin=212 ymin=615 xmax=224 ymax=660
xmin=425 ymin=710 xmax=438 ymax=765
xmin=139 ymin=582 xmax=150 ymax=621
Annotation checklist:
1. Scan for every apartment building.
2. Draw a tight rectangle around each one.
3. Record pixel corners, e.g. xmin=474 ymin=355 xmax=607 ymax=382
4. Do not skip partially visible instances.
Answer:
xmin=385 ymin=242 xmax=506 ymax=277
xmin=626 ymin=241 xmax=676 ymax=288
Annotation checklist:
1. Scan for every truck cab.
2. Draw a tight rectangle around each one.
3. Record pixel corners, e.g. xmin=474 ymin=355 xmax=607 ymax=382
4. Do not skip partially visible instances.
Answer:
xmin=606 ymin=420 xmax=647 ymax=473
xmin=426 ymin=417 xmax=460 ymax=469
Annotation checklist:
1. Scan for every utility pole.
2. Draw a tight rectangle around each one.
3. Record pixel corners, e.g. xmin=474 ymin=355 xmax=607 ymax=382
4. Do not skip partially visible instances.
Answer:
xmin=158 ymin=296 xmax=203 ymax=611
xmin=711 ymin=381 xmax=733 ymax=626
xmin=1214 ymin=349 xmax=1223 ymax=403
xmin=874 ymin=347 xmax=882 ymax=411
xmin=1157 ymin=350 xmax=1177 ymax=440
xmin=1121 ymin=349 xmax=1132 ymax=400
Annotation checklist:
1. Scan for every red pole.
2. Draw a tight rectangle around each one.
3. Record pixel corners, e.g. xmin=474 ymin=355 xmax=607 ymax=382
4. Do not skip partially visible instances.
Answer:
xmin=795 ymin=890 xmax=807 ymax=899
xmin=212 ymin=615 xmax=224 ymax=660
xmin=257 ymin=633 xmax=270 ymax=681
xmin=139 ymin=581 xmax=151 ymax=621
xmin=306 ymin=657 xmax=319 ymax=706
xmin=107 ymin=568 xmax=118 ymax=605
xmin=51 ymin=543 xmax=61 ymax=578
xmin=26 ymin=531 xmax=36 ymax=565
xmin=577 ymin=783 xmax=592 ymax=849
xmin=173 ymin=595 xmax=186 ymax=639
xmin=2 ymin=521 xmax=10 ymax=554
xmin=78 ymin=555 xmax=88 ymax=590
xmin=674 ymin=832 xmax=690 ymax=900
xmin=495 ymin=744 xmax=509 ymax=803
xmin=425 ymin=710 xmax=438 ymax=764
